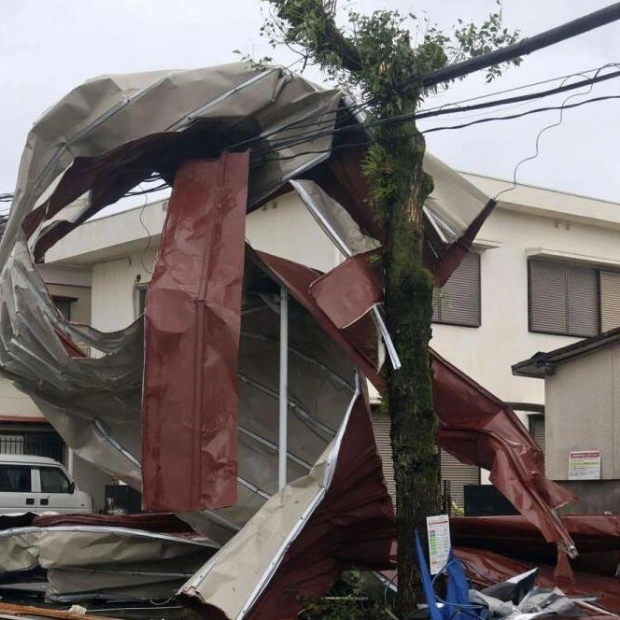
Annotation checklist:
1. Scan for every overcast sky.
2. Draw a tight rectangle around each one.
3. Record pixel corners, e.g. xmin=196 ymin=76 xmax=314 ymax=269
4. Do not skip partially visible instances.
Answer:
xmin=1 ymin=0 xmax=619 ymax=206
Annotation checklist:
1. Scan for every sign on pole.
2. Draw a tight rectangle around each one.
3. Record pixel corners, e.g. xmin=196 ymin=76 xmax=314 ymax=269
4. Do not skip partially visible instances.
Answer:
xmin=426 ymin=514 xmax=451 ymax=575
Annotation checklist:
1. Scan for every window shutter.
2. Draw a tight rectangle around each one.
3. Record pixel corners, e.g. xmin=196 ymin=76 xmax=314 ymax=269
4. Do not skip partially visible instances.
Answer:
xmin=440 ymin=450 xmax=479 ymax=508
xmin=529 ymin=261 xmax=567 ymax=334
xmin=600 ymin=270 xmax=620 ymax=332
xmin=371 ymin=411 xmax=395 ymax=505
xmin=434 ymin=252 xmax=480 ymax=327
xmin=567 ymin=266 xmax=598 ymax=336
xmin=529 ymin=415 xmax=545 ymax=453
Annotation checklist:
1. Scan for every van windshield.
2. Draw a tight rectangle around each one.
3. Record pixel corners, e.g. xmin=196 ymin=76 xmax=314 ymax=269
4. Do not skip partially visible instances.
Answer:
xmin=0 ymin=465 xmax=31 ymax=492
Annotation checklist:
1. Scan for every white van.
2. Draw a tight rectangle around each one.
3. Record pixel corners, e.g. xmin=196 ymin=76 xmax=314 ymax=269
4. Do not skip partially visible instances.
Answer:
xmin=0 ymin=454 xmax=93 ymax=514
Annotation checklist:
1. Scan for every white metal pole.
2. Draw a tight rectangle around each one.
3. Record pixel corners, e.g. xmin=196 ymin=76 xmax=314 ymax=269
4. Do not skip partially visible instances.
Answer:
xmin=278 ymin=289 xmax=289 ymax=491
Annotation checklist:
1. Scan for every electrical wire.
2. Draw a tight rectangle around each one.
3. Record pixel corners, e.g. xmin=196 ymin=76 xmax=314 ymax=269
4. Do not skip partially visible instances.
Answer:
xmin=249 ymin=92 xmax=620 ymax=169
xmin=421 ymin=93 xmax=620 ymax=135
xmin=245 ymin=68 xmax=620 ymax=162
xmin=0 ymin=64 xmax=618 ymax=208
xmin=418 ymin=62 xmax=620 ymax=113
xmin=494 ymin=67 xmax=606 ymax=202
xmin=224 ymin=63 xmax=620 ymax=158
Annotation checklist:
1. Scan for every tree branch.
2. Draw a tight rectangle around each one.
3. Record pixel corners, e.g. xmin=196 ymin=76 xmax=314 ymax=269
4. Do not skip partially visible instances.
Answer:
xmin=269 ymin=0 xmax=362 ymax=71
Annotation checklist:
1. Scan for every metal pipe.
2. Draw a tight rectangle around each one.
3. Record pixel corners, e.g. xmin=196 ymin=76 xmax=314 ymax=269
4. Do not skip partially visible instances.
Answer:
xmin=291 ymin=179 xmax=401 ymax=370
xmin=279 ymin=289 xmax=289 ymax=491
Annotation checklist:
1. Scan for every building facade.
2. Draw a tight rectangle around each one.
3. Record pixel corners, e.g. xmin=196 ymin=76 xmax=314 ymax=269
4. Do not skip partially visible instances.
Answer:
xmin=5 ymin=172 xmax=618 ymax=512
xmin=513 ymin=328 xmax=620 ymax=513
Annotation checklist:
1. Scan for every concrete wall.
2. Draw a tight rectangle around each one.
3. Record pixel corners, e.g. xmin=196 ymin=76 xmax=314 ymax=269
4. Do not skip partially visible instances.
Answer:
xmin=91 ymin=248 xmax=158 ymax=332
xmin=558 ymin=480 xmax=620 ymax=515
xmin=70 ymin=453 xmax=112 ymax=513
xmin=545 ymin=342 xmax=620 ymax=481
xmin=0 ymin=381 xmax=42 ymax=417
xmin=246 ymin=193 xmax=343 ymax=273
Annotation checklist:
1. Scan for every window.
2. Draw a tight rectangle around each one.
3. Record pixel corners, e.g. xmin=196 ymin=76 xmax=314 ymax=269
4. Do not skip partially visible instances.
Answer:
xmin=528 ymin=414 xmax=545 ymax=453
xmin=0 ymin=431 xmax=65 ymax=464
xmin=0 ymin=435 xmax=24 ymax=455
xmin=0 ymin=466 xmax=31 ymax=492
xmin=52 ymin=296 xmax=76 ymax=321
xmin=135 ymin=285 xmax=148 ymax=317
xmin=529 ymin=260 xmax=620 ymax=337
xmin=40 ymin=467 xmax=71 ymax=494
xmin=432 ymin=252 xmax=481 ymax=327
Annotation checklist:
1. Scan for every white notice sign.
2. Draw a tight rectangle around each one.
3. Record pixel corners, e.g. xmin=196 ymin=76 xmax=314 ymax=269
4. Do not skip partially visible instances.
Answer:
xmin=426 ymin=514 xmax=451 ymax=575
xmin=568 ymin=450 xmax=601 ymax=480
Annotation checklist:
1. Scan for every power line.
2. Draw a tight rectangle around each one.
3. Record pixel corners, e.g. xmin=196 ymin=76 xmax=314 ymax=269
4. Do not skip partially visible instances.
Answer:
xmin=1 ymin=65 xmax=619 ymax=209
xmin=421 ymin=93 xmax=620 ymax=135
xmin=222 ymin=63 xmax=620 ymax=161
xmin=252 ymin=92 xmax=620 ymax=167
xmin=418 ymin=63 xmax=620 ymax=114
xmin=494 ymin=69 xmax=604 ymax=202
xmin=246 ymin=71 xmax=620 ymax=161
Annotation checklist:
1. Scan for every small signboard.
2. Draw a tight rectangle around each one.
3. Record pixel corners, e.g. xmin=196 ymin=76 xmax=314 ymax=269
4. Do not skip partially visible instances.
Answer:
xmin=426 ymin=514 xmax=451 ymax=575
xmin=568 ymin=450 xmax=601 ymax=480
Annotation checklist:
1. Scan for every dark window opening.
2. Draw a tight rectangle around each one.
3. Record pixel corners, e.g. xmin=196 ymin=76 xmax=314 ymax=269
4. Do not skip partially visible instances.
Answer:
xmin=52 ymin=296 xmax=77 ymax=321
xmin=528 ymin=414 xmax=545 ymax=453
xmin=136 ymin=285 xmax=148 ymax=317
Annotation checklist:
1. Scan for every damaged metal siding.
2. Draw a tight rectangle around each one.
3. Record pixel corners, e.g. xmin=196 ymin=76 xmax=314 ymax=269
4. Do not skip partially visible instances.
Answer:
xmin=143 ymin=155 xmax=249 ymax=512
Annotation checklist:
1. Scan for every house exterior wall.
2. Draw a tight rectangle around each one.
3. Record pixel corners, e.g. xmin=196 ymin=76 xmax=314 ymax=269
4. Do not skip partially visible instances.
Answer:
xmin=432 ymin=205 xmax=620 ymax=406
xmin=246 ymin=193 xmax=343 ymax=273
xmin=91 ymin=249 xmax=158 ymax=332
xmin=43 ymin=176 xmax=620 ymax=510
xmin=545 ymin=343 xmax=620 ymax=481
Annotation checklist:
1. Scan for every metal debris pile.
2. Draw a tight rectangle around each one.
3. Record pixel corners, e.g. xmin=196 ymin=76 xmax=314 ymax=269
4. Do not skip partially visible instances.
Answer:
xmin=0 ymin=63 xmax=614 ymax=618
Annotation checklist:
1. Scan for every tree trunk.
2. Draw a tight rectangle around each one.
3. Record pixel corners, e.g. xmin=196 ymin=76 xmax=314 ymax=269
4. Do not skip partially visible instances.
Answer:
xmin=383 ymin=131 xmax=440 ymax=617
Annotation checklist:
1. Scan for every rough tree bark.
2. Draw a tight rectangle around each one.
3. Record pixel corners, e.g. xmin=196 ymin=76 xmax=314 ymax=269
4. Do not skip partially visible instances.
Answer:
xmin=381 ymin=131 xmax=439 ymax=610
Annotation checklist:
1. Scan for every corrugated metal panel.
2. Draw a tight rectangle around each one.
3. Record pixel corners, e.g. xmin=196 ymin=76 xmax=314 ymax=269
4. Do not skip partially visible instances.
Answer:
xmin=600 ymin=270 xmax=620 ymax=332
xmin=440 ymin=450 xmax=479 ymax=509
xmin=433 ymin=252 xmax=480 ymax=327
xmin=142 ymin=154 xmax=249 ymax=512
xmin=371 ymin=412 xmax=395 ymax=503
xmin=567 ymin=266 xmax=598 ymax=337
